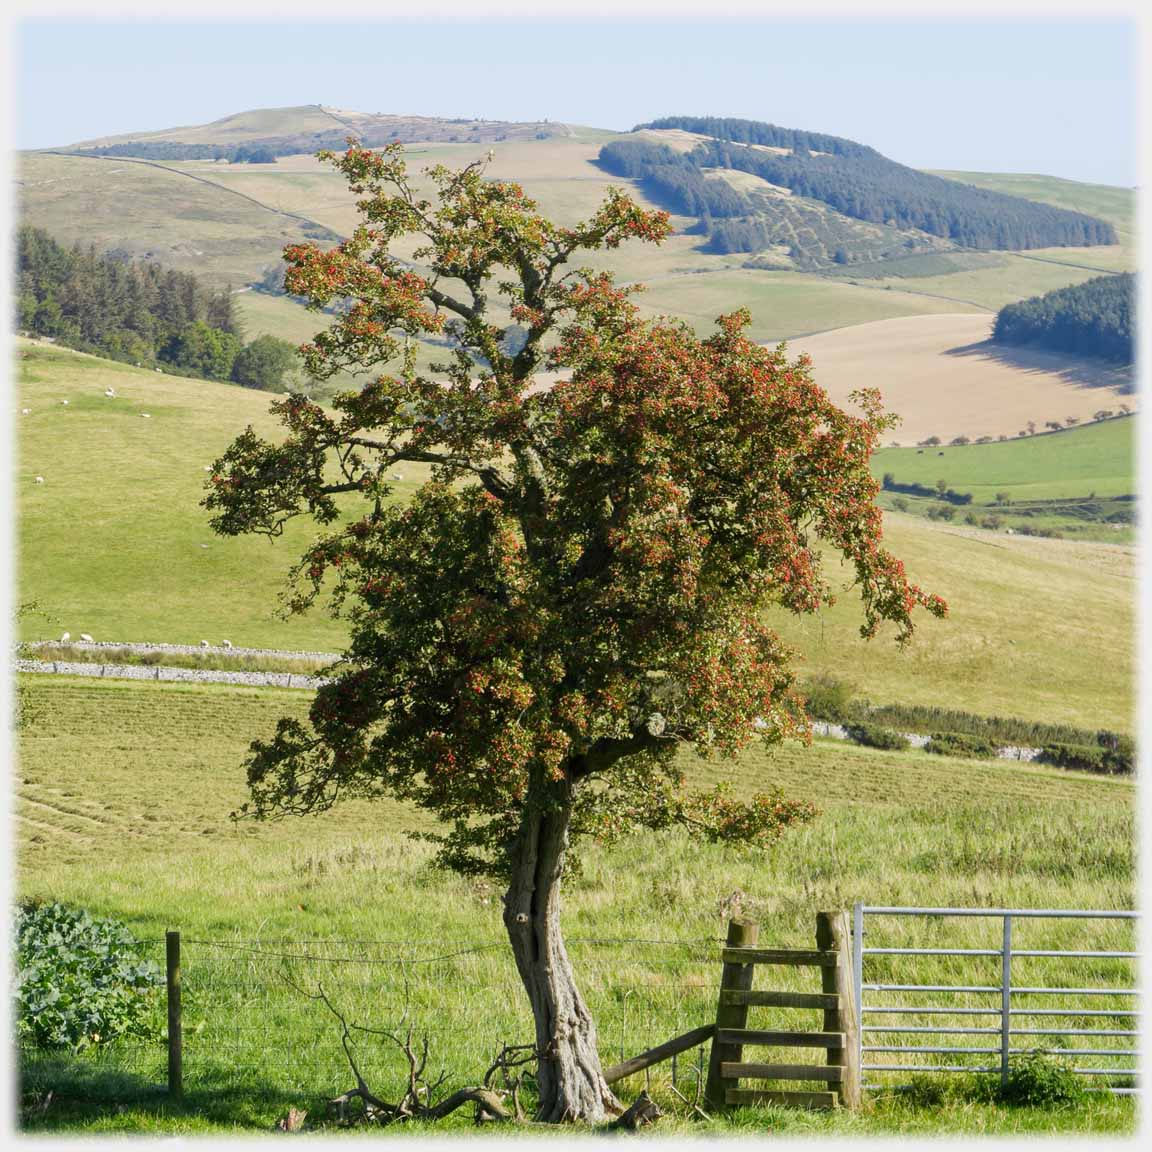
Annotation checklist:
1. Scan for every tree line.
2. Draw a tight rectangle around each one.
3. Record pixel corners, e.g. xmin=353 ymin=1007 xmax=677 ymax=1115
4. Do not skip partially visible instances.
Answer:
xmin=601 ymin=119 xmax=1116 ymax=254
xmin=73 ymin=141 xmax=287 ymax=163
xmin=16 ymin=225 xmax=298 ymax=389
xmin=993 ymin=272 xmax=1134 ymax=364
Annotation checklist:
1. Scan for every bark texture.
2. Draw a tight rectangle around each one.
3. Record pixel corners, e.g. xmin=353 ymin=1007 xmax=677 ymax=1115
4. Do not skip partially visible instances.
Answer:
xmin=503 ymin=772 xmax=620 ymax=1123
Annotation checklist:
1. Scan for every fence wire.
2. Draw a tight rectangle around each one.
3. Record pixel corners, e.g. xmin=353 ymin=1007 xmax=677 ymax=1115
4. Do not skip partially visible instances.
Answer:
xmin=20 ymin=935 xmax=724 ymax=1106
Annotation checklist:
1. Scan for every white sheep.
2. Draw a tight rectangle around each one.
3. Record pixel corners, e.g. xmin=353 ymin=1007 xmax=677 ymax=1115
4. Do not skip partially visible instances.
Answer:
xmin=79 ymin=633 xmax=94 ymax=643
xmin=60 ymin=631 xmax=70 ymax=643
xmin=392 ymin=472 xmax=404 ymax=481
xmin=222 ymin=640 xmax=233 ymax=649
xmin=200 ymin=640 xmax=210 ymax=648
xmin=61 ymin=399 xmax=69 ymax=406
xmin=34 ymin=476 xmax=44 ymax=484
xmin=21 ymin=408 xmax=30 ymax=415
xmin=104 ymin=388 xmax=116 ymax=398
xmin=141 ymin=413 xmax=151 ymax=419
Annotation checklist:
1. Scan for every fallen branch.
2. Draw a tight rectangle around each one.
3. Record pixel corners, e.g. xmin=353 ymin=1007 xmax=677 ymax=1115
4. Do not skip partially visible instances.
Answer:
xmin=607 ymin=1090 xmax=662 ymax=1130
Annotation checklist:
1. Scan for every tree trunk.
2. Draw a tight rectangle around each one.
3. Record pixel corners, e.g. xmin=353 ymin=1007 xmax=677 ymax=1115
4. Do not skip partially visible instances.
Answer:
xmin=503 ymin=772 xmax=620 ymax=1123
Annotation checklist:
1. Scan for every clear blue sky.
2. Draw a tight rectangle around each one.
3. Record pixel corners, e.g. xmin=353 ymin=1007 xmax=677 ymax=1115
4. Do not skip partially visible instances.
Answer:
xmin=16 ymin=18 xmax=1137 ymax=185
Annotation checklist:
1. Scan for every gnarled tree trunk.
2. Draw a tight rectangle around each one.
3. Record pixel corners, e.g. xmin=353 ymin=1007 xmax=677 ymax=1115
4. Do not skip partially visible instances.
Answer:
xmin=502 ymin=772 xmax=620 ymax=1123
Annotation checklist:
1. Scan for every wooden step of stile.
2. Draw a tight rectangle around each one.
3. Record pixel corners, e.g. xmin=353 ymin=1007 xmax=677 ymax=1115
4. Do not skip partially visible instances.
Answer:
xmin=719 ymin=989 xmax=841 ymax=1010
xmin=721 ymin=1062 xmax=844 ymax=1083
xmin=725 ymin=1088 xmax=838 ymax=1110
xmin=721 ymin=947 xmax=839 ymax=967
xmin=717 ymin=1028 xmax=846 ymax=1049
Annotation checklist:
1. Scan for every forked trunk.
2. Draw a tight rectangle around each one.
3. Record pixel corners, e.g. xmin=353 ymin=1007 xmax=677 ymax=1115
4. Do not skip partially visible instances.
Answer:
xmin=503 ymin=773 xmax=620 ymax=1123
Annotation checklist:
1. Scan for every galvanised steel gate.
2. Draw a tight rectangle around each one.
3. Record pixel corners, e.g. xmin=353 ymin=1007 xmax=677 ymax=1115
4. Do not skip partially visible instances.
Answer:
xmin=852 ymin=905 xmax=1139 ymax=1095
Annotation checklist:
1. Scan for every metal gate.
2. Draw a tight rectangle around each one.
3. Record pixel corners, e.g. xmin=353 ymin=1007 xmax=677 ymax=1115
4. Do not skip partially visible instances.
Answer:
xmin=851 ymin=905 xmax=1139 ymax=1095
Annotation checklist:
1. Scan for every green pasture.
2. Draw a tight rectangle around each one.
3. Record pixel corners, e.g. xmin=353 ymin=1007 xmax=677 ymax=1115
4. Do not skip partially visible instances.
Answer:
xmin=15 ymin=675 xmax=1136 ymax=1134
xmin=16 ymin=340 xmax=1135 ymax=730
xmin=14 ymin=340 xmax=425 ymax=650
xmin=635 ymin=270 xmax=983 ymax=342
xmin=871 ymin=417 xmax=1136 ymax=503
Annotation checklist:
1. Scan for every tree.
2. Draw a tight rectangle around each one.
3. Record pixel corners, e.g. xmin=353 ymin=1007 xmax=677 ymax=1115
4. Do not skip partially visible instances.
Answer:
xmin=162 ymin=321 xmax=240 ymax=380
xmin=231 ymin=335 xmax=299 ymax=391
xmin=203 ymin=142 xmax=946 ymax=1124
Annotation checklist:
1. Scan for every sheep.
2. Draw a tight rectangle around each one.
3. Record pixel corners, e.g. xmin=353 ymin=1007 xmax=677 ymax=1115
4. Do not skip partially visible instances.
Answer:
xmin=392 ymin=472 xmax=404 ymax=481
xmin=79 ymin=633 xmax=94 ymax=643
xmin=60 ymin=632 xmax=70 ymax=643
xmin=200 ymin=640 xmax=210 ymax=648
xmin=141 ymin=413 xmax=151 ymax=419
xmin=60 ymin=399 xmax=69 ymax=406
xmin=104 ymin=388 xmax=116 ymax=398
xmin=34 ymin=476 xmax=44 ymax=484
xmin=222 ymin=640 xmax=233 ymax=650
xmin=21 ymin=408 xmax=30 ymax=415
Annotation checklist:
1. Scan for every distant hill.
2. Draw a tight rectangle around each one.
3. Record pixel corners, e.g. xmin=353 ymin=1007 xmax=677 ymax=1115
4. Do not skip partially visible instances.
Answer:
xmin=59 ymin=104 xmax=570 ymax=162
xmin=993 ymin=273 xmax=1134 ymax=363
xmin=599 ymin=116 xmax=1116 ymax=267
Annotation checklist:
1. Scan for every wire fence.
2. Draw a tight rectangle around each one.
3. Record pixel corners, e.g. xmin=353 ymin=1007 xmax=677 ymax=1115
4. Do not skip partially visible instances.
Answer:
xmin=18 ymin=913 xmax=1141 ymax=1111
xmin=20 ymin=934 xmax=725 ymax=1106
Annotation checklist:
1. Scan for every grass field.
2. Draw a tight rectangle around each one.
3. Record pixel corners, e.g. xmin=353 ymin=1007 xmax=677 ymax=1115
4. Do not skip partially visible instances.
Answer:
xmin=16 ymin=339 xmax=1135 ymax=731
xmin=15 ymin=675 xmax=1137 ymax=1134
xmin=14 ymin=340 xmax=427 ymax=650
xmin=871 ymin=416 xmax=1136 ymax=503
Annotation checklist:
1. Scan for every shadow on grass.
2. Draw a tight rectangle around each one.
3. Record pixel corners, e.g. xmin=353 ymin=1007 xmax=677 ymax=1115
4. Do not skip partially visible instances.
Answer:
xmin=19 ymin=1050 xmax=330 ymax=1133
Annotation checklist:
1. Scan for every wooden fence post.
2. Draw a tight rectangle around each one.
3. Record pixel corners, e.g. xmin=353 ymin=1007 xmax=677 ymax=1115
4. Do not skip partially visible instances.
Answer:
xmin=166 ymin=929 xmax=183 ymax=1100
xmin=815 ymin=911 xmax=859 ymax=1109
xmin=704 ymin=918 xmax=759 ymax=1110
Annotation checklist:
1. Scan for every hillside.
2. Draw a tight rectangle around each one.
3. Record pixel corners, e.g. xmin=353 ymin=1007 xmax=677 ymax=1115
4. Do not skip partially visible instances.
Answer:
xmin=16 ymin=339 xmax=1134 ymax=730
xmin=602 ymin=116 xmax=1116 ymax=263
xmin=16 ymin=107 xmax=1138 ymax=395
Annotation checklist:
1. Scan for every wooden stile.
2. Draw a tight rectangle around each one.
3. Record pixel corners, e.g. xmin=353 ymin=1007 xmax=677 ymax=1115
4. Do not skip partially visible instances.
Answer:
xmin=722 ymin=1062 xmax=844 ymax=1082
xmin=720 ymin=989 xmax=841 ymax=1010
xmin=717 ymin=1028 xmax=845 ymax=1048
xmin=706 ymin=913 xmax=861 ymax=1114
xmin=721 ymin=947 xmax=839 ymax=967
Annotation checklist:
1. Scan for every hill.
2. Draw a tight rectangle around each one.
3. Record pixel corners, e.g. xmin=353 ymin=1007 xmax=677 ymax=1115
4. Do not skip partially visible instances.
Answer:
xmin=602 ymin=116 xmax=1115 ymax=262
xmin=61 ymin=103 xmax=570 ymax=159
xmin=16 ymin=339 xmax=1134 ymax=730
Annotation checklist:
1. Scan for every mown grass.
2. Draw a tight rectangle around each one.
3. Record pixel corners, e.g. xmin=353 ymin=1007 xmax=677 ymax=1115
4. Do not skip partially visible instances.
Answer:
xmin=15 ymin=676 xmax=1135 ymax=1134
